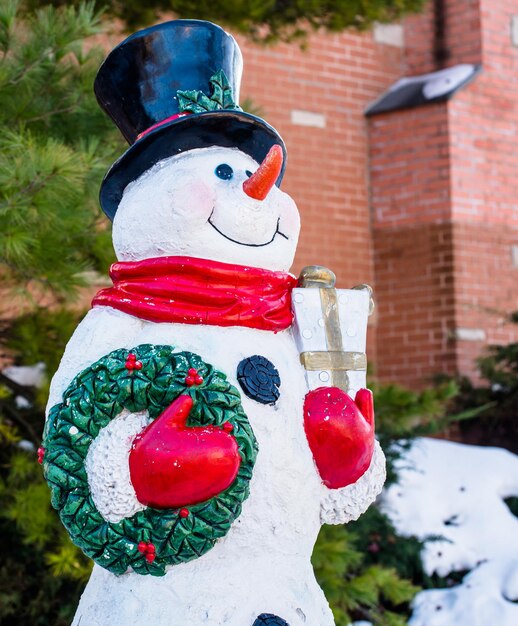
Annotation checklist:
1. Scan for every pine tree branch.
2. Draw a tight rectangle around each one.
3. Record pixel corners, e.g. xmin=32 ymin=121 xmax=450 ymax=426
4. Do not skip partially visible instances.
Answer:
xmin=0 ymin=399 xmax=40 ymax=446
xmin=0 ymin=169 xmax=58 ymax=212
xmin=8 ymin=47 xmax=57 ymax=87
xmin=24 ymin=104 xmax=78 ymax=124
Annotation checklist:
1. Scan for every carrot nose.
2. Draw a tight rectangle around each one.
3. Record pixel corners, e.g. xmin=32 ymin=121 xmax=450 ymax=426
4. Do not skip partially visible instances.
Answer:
xmin=243 ymin=145 xmax=284 ymax=201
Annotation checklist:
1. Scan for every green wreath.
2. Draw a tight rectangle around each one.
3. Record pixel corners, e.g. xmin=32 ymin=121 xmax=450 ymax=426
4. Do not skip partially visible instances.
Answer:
xmin=42 ymin=344 xmax=258 ymax=577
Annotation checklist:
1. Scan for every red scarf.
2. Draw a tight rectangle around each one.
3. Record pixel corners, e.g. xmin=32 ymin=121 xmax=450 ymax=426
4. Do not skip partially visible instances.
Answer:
xmin=92 ymin=256 xmax=296 ymax=331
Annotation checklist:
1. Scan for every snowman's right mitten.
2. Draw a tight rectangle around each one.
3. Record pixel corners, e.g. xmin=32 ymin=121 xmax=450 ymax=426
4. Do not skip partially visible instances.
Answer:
xmin=128 ymin=395 xmax=242 ymax=509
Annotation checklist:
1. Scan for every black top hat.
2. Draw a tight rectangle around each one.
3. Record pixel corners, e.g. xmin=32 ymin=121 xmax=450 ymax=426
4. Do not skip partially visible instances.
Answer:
xmin=95 ymin=19 xmax=287 ymax=220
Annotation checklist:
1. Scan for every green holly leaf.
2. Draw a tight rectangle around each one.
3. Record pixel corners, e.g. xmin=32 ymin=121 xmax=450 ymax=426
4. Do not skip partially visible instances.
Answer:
xmin=177 ymin=70 xmax=241 ymax=114
xmin=209 ymin=69 xmax=240 ymax=110
xmin=177 ymin=89 xmax=218 ymax=113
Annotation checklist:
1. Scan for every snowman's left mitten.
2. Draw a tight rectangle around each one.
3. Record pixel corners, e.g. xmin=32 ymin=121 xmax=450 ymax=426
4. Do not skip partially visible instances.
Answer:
xmin=303 ymin=387 xmax=386 ymax=525
xmin=303 ymin=387 xmax=375 ymax=489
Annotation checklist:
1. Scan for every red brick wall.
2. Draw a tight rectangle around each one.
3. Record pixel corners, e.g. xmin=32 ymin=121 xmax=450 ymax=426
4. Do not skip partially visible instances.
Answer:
xmin=447 ymin=0 xmax=518 ymax=380
xmin=404 ymin=0 xmax=482 ymax=75
xmin=369 ymin=104 xmax=451 ymax=226
xmin=370 ymin=0 xmax=518 ymax=386
xmin=453 ymin=222 xmax=518 ymax=382
xmin=369 ymin=103 xmax=456 ymax=387
xmin=374 ymin=222 xmax=457 ymax=385
xmin=404 ymin=2 xmax=437 ymax=74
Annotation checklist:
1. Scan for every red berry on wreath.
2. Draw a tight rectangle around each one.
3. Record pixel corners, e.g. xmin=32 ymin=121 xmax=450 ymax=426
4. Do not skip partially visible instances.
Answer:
xmin=179 ymin=508 xmax=189 ymax=518
xmin=37 ymin=446 xmax=45 ymax=464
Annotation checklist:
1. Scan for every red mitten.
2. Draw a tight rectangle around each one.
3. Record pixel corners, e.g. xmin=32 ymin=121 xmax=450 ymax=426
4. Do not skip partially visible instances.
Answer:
xmin=129 ymin=395 xmax=241 ymax=509
xmin=304 ymin=387 xmax=375 ymax=489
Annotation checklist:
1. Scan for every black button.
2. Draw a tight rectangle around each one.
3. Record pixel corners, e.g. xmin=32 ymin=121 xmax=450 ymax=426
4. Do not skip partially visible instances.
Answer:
xmin=237 ymin=356 xmax=280 ymax=405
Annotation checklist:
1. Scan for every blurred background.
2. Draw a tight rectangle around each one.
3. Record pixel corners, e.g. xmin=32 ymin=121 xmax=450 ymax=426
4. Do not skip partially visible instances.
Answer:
xmin=0 ymin=1 xmax=516 ymax=625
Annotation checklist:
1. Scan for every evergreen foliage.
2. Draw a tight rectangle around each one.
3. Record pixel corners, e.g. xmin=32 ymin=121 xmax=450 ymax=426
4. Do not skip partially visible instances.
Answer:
xmin=313 ymin=521 xmax=419 ymax=626
xmin=28 ymin=0 xmax=426 ymax=43
xmin=0 ymin=0 xmax=121 ymax=302
xmin=0 ymin=3 xmax=118 ymax=622
xmin=0 ymin=307 xmax=90 ymax=624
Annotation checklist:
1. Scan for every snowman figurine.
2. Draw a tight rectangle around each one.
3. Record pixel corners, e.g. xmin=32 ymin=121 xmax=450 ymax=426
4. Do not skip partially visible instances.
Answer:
xmin=42 ymin=20 xmax=385 ymax=626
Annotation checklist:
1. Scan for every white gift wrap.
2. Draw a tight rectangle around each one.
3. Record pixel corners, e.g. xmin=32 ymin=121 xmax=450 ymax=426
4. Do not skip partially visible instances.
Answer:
xmin=292 ymin=286 xmax=370 ymax=397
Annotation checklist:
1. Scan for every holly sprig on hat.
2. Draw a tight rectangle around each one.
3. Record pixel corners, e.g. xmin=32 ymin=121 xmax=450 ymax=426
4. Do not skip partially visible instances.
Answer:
xmin=177 ymin=69 xmax=242 ymax=114
xmin=41 ymin=344 xmax=257 ymax=577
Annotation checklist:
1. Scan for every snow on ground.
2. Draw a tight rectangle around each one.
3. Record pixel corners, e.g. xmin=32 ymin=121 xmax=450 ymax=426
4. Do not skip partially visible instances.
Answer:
xmin=2 ymin=362 xmax=45 ymax=408
xmin=3 ymin=362 xmax=46 ymax=387
xmin=382 ymin=438 xmax=518 ymax=626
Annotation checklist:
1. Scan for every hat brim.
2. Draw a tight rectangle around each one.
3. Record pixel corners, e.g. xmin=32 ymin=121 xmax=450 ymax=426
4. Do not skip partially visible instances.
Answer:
xmin=99 ymin=111 xmax=287 ymax=220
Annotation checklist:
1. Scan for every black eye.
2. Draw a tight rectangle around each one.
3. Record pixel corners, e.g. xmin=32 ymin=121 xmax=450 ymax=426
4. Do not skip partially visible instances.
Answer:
xmin=215 ymin=164 xmax=233 ymax=180
xmin=245 ymin=170 xmax=253 ymax=178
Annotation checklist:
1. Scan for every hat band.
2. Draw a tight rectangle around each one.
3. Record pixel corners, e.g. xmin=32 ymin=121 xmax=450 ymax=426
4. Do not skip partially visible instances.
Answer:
xmin=137 ymin=112 xmax=193 ymax=141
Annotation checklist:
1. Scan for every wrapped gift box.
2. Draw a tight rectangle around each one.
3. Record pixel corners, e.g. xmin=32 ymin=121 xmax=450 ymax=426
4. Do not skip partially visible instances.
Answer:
xmin=292 ymin=273 xmax=372 ymax=397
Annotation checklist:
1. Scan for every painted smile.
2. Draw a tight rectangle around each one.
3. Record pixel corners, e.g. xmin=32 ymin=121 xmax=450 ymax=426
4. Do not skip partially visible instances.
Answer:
xmin=208 ymin=211 xmax=288 ymax=248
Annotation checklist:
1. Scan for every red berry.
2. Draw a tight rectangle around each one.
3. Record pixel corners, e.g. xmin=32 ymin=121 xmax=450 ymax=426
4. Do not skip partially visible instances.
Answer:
xmin=188 ymin=368 xmax=198 ymax=376
xmin=222 ymin=422 xmax=233 ymax=433
xmin=137 ymin=541 xmax=147 ymax=553
xmin=37 ymin=446 xmax=45 ymax=464
xmin=146 ymin=543 xmax=155 ymax=554
xmin=125 ymin=361 xmax=135 ymax=370
xmin=179 ymin=508 xmax=189 ymax=518
xmin=185 ymin=376 xmax=195 ymax=386
xmin=127 ymin=353 xmax=136 ymax=361
xmin=194 ymin=375 xmax=203 ymax=385
xmin=145 ymin=552 xmax=155 ymax=563
xmin=134 ymin=361 xmax=143 ymax=370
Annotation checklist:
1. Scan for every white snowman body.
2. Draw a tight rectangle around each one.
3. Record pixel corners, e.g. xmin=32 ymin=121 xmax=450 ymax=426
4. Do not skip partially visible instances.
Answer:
xmin=46 ymin=147 xmax=385 ymax=626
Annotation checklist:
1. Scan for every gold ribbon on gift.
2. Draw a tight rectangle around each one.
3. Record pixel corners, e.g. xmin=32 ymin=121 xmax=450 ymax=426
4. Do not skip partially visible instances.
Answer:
xmin=300 ymin=351 xmax=367 ymax=372
xmin=297 ymin=266 xmax=371 ymax=392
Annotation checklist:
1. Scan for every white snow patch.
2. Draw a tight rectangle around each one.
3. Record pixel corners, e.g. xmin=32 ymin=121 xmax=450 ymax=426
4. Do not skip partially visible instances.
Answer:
xmin=3 ymin=362 xmax=46 ymax=387
xmin=3 ymin=362 xmax=46 ymax=408
xmin=382 ymin=438 xmax=518 ymax=626
xmin=18 ymin=439 xmax=35 ymax=452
